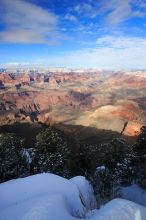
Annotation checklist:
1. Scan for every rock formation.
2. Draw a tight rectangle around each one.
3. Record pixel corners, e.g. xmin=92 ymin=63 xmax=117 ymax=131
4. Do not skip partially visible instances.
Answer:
xmin=0 ymin=70 xmax=146 ymax=136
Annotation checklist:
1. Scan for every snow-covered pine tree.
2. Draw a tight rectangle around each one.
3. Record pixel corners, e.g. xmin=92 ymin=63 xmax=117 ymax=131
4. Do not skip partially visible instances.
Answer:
xmin=32 ymin=128 xmax=71 ymax=178
xmin=133 ymin=126 xmax=146 ymax=188
xmin=0 ymin=133 xmax=28 ymax=182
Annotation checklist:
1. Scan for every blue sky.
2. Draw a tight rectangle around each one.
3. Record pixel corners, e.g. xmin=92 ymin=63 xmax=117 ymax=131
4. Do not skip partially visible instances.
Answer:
xmin=0 ymin=0 xmax=146 ymax=69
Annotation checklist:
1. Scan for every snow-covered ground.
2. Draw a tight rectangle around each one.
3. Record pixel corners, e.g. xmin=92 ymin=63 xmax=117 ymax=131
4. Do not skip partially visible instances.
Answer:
xmin=120 ymin=184 xmax=146 ymax=206
xmin=70 ymin=176 xmax=97 ymax=212
xmin=0 ymin=173 xmax=146 ymax=220
xmin=0 ymin=173 xmax=96 ymax=220
xmin=89 ymin=198 xmax=146 ymax=220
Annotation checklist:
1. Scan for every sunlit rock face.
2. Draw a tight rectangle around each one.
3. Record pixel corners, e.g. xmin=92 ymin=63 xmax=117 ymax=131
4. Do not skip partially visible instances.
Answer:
xmin=123 ymin=121 xmax=143 ymax=136
xmin=0 ymin=70 xmax=146 ymax=136
xmin=0 ymin=72 xmax=30 ymax=85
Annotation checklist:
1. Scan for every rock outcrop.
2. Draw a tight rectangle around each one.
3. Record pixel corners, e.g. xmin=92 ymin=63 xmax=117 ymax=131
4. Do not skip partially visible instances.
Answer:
xmin=0 ymin=70 xmax=146 ymax=136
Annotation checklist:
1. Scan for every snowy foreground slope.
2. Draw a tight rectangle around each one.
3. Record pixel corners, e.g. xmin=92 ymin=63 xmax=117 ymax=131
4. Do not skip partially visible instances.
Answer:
xmin=120 ymin=184 xmax=146 ymax=206
xmin=0 ymin=173 xmax=146 ymax=220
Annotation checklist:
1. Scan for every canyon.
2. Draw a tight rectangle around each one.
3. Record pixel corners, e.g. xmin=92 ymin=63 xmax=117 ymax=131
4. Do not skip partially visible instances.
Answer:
xmin=0 ymin=69 xmax=146 ymax=139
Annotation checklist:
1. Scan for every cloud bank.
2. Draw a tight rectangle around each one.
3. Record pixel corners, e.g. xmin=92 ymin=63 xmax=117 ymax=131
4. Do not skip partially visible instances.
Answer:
xmin=2 ymin=35 xmax=146 ymax=70
xmin=38 ymin=36 xmax=146 ymax=69
xmin=0 ymin=0 xmax=59 ymax=44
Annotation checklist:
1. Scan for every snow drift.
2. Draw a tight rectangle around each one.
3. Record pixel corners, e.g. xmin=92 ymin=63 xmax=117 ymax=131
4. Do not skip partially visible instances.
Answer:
xmin=90 ymin=198 xmax=146 ymax=220
xmin=120 ymin=184 xmax=146 ymax=206
xmin=0 ymin=173 xmax=96 ymax=220
xmin=0 ymin=173 xmax=146 ymax=220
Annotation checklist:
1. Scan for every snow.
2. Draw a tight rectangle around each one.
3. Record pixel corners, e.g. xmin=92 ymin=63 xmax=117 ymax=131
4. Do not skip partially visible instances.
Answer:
xmin=70 ymin=176 xmax=97 ymax=211
xmin=22 ymin=148 xmax=35 ymax=164
xmin=0 ymin=194 xmax=75 ymax=220
xmin=120 ymin=184 xmax=146 ymax=206
xmin=96 ymin=166 xmax=106 ymax=171
xmin=0 ymin=173 xmax=93 ymax=220
xmin=91 ymin=198 xmax=146 ymax=220
xmin=0 ymin=173 xmax=146 ymax=220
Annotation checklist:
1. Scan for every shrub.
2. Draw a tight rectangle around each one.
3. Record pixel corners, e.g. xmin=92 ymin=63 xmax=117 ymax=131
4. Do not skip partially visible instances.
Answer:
xmin=0 ymin=133 xmax=28 ymax=182
xmin=32 ymin=128 xmax=71 ymax=177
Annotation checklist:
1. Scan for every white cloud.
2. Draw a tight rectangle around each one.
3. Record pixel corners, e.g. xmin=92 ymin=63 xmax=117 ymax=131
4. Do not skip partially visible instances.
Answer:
xmin=1 ymin=35 xmax=146 ymax=69
xmin=104 ymin=0 xmax=145 ymax=24
xmin=37 ymin=36 xmax=146 ymax=69
xmin=74 ymin=0 xmax=145 ymax=25
xmin=133 ymin=0 xmax=146 ymax=9
xmin=64 ymin=14 xmax=77 ymax=22
xmin=0 ymin=0 xmax=59 ymax=44
xmin=96 ymin=36 xmax=146 ymax=49
xmin=0 ymin=62 xmax=30 ymax=67
xmin=74 ymin=2 xmax=98 ymax=18
xmin=75 ymin=3 xmax=93 ymax=14
xmin=106 ymin=0 xmax=132 ymax=24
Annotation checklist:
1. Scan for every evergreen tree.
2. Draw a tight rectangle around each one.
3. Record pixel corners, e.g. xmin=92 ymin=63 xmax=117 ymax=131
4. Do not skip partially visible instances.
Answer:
xmin=89 ymin=138 xmax=133 ymax=205
xmin=133 ymin=126 xmax=146 ymax=188
xmin=93 ymin=166 xmax=119 ymax=206
xmin=134 ymin=126 xmax=146 ymax=155
xmin=0 ymin=133 xmax=28 ymax=182
xmin=32 ymin=128 xmax=71 ymax=178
